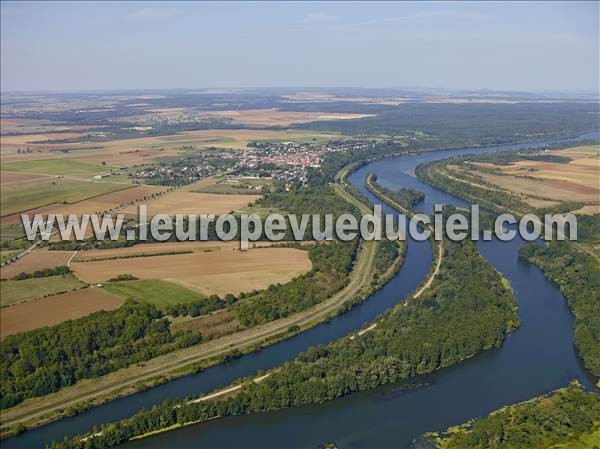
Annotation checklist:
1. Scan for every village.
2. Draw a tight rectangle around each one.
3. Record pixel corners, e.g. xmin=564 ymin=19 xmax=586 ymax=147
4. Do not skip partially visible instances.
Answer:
xmin=133 ymin=139 xmax=372 ymax=188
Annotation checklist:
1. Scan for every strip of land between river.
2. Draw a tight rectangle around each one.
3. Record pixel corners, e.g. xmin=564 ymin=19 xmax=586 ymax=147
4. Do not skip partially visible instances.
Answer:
xmin=0 ymin=165 xmax=395 ymax=437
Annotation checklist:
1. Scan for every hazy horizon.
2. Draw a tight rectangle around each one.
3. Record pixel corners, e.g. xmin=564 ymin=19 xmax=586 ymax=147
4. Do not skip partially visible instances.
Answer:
xmin=1 ymin=1 xmax=599 ymax=93
xmin=1 ymin=85 xmax=599 ymax=97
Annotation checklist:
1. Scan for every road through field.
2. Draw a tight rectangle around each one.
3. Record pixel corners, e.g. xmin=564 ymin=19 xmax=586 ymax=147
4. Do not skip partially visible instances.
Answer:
xmin=0 ymin=176 xmax=380 ymax=433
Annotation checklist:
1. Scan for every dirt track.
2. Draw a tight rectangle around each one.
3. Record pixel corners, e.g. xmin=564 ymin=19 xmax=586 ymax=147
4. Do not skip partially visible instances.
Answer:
xmin=0 ymin=175 xmax=379 ymax=433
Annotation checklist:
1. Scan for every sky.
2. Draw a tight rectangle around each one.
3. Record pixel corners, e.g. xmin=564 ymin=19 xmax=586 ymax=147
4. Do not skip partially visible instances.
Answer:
xmin=1 ymin=1 xmax=598 ymax=93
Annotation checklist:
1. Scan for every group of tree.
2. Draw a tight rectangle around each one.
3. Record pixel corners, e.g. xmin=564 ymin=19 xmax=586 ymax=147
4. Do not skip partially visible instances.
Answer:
xmin=294 ymin=102 xmax=599 ymax=147
xmin=10 ymin=265 xmax=71 ymax=281
xmin=0 ymin=302 xmax=201 ymax=409
xmin=429 ymin=382 xmax=600 ymax=449
xmin=49 ymin=238 xmax=520 ymax=448
xmin=3 ymin=179 xmax=371 ymax=409
xmin=374 ymin=240 xmax=399 ymax=276
xmin=369 ymin=174 xmax=424 ymax=210
xmin=236 ymin=240 xmax=357 ymax=326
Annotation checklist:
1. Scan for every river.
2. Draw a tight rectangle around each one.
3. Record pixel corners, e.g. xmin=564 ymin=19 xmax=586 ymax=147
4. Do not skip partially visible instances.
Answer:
xmin=5 ymin=131 xmax=598 ymax=449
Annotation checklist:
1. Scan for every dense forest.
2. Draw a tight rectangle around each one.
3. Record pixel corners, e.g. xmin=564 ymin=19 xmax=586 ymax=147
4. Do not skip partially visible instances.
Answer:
xmin=236 ymin=240 xmax=357 ymax=325
xmin=368 ymin=174 xmax=424 ymax=211
xmin=236 ymin=183 xmax=360 ymax=324
xmin=295 ymin=102 xmax=598 ymax=146
xmin=374 ymin=240 xmax=400 ymax=276
xmin=428 ymin=382 xmax=600 ymax=449
xmin=577 ymin=213 xmax=600 ymax=246
xmin=520 ymin=242 xmax=600 ymax=379
xmin=0 ymin=302 xmax=201 ymax=409
xmin=49 ymin=238 xmax=519 ymax=448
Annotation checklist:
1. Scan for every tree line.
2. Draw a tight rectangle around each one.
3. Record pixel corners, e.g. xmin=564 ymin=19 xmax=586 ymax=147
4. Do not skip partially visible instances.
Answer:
xmin=9 ymin=265 xmax=71 ymax=281
xmin=0 ymin=302 xmax=201 ymax=409
xmin=49 ymin=238 xmax=519 ymax=448
xmin=428 ymin=382 xmax=600 ymax=449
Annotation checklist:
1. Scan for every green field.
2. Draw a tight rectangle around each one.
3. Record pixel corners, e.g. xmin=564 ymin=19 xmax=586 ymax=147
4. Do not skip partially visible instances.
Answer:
xmin=250 ymin=135 xmax=330 ymax=145
xmin=1 ymin=177 xmax=128 ymax=216
xmin=193 ymin=177 xmax=272 ymax=195
xmin=2 ymin=158 xmax=111 ymax=176
xmin=0 ymin=250 xmax=19 ymax=264
xmin=0 ymin=223 xmax=26 ymax=241
xmin=103 ymin=279 xmax=203 ymax=310
xmin=0 ymin=274 xmax=84 ymax=307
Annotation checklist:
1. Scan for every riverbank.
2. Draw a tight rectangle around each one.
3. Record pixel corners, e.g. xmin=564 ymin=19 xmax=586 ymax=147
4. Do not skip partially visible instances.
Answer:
xmin=425 ymin=382 xmax=600 ymax=449
xmin=414 ymin=146 xmax=600 ymax=384
xmin=49 ymin=230 xmax=518 ymax=448
xmin=6 ymin=133 xmax=596 ymax=449
xmin=364 ymin=173 xmax=444 ymax=301
xmin=0 ymin=165 xmax=404 ymax=439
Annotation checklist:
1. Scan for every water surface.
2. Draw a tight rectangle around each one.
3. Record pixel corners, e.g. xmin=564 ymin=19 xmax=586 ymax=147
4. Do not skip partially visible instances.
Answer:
xmin=6 ymin=132 xmax=598 ymax=448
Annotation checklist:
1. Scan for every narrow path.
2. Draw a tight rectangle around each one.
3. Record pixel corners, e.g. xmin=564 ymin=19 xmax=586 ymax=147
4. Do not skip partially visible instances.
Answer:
xmin=1 ymin=170 xmax=380 ymax=432
xmin=190 ymin=374 xmax=271 ymax=403
xmin=364 ymin=174 xmax=443 ymax=301
xmin=66 ymin=250 xmax=78 ymax=267
xmin=414 ymin=240 xmax=442 ymax=299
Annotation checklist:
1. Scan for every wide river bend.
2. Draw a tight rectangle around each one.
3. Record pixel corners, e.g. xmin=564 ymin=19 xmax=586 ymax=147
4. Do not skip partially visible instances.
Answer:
xmin=6 ymin=131 xmax=598 ymax=449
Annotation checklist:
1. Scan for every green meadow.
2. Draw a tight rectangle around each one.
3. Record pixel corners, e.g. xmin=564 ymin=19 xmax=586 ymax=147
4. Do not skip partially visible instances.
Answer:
xmin=103 ymin=279 xmax=203 ymax=311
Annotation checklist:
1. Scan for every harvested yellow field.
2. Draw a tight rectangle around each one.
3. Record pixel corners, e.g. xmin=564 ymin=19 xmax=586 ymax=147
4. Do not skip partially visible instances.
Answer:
xmin=571 ymin=204 xmax=600 ymax=215
xmin=0 ymin=132 xmax=86 ymax=146
xmin=98 ymin=129 xmax=338 ymax=152
xmin=1 ymin=250 xmax=75 ymax=279
xmin=153 ymin=129 xmax=339 ymax=150
xmin=72 ymin=241 xmax=229 ymax=261
xmin=198 ymin=108 xmax=372 ymax=126
xmin=1 ymin=118 xmax=94 ymax=135
xmin=2 ymin=127 xmax=335 ymax=165
xmin=120 ymin=191 xmax=260 ymax=217
xmin=71 ymin=241 xmax=304 ymax=262
xmin=0 ymin=171 xmax=51 ymax=184
xmin=0 ymin=135 xmax=95 ymax=161
xmin=75 ymin=148 xmax=182 ymax=167
xmin=3 ymin=185 xmax=167 ymax=225
xmin=71 ymin=246 xmax=312 ymax=296
xmin=469 ymin=145 xmax=600 ymax=206
xmin=0 ymin=288 xmax=124 ymax=339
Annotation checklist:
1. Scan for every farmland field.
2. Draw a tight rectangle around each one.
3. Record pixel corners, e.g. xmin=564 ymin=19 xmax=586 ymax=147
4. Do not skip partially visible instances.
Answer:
xmin=70 ymin=241 xmax=291 ymax=261
xmin=191 ymin=176 xmax=272 ymax=195
xmin=103 ymin=129 xmax=339 ymax=151
xmin=71 ymin=246 xmax=312 ymax=296
xmin=104 ymin=279 xmax=204 ymax=310
xmin=0 ymin=250 xmax=19 ymax=264
xmin=0 ymin=175 xmax=130 ymax=218
xmin=0 ymin=132 xmax=87 ymax=146
xmin=196 ymin=108 xmax=372 ymax=126
xmin=120 ymin=191 xmax=261 ymax=217
xmin=450 ymin=144 xmax=600 ymax=209
xmin=0 ymin=287 xmax=124 ymax=338
xmin=1 ymin=158 xmax=111 ymax=176
xmin=2 ymin=184 xmax=165 ymax=225
xmin=1 ymin=250 xmax=74 ymax=278
xmin=0 ymin=274 xmax=84 ymax=307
